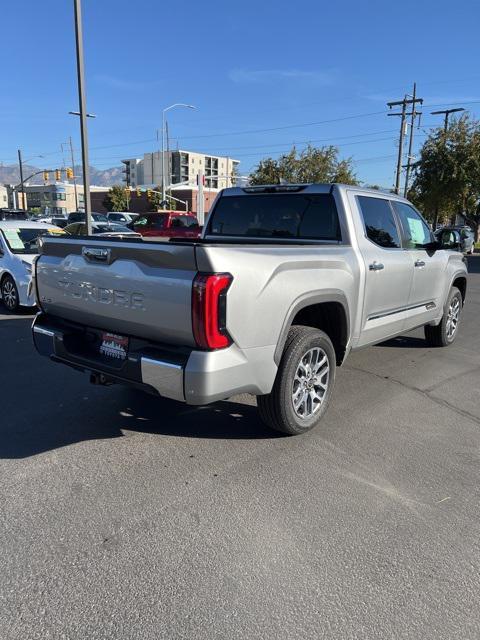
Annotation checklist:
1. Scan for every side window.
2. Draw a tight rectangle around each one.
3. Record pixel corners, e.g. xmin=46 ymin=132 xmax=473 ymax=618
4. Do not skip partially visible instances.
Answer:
xmin=150 ymin=215 xmax=166 ymax=230
xmin=170 ymin=216 xmax=187 ymax=228
xmin=391 ymin=202 xmax=432 ymax=248
xmin=357 ymin=196 xmax=400 ymax=248
xmin=133 ymin=216 xmax=148 ymax=227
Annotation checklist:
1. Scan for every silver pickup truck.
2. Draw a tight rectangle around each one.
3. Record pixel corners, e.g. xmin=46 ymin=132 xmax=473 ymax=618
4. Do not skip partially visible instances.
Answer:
xmin=32 ymin=184 xmax=467 ymax=435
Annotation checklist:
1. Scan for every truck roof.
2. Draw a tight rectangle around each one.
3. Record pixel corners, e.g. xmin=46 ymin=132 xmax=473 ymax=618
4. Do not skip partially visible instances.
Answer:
xmin=221 ymin=183 xmax=411 ymax=202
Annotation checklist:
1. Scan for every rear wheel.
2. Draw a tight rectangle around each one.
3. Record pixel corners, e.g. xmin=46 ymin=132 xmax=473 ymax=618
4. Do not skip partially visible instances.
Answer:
xmin=1 ymin=275 xmax=19 ymax=313
xmin=257 ymin=326 xmax=336 ymax=435
xmin=424 ymin=286 xmax=462 ymax=347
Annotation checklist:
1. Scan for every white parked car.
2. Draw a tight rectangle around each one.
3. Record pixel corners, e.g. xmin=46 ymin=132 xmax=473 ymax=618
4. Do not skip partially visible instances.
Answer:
xmin=0 ymin=221 xmax=64 ymax=312
xmin=107 ymin=212 xmax=138 ymax=225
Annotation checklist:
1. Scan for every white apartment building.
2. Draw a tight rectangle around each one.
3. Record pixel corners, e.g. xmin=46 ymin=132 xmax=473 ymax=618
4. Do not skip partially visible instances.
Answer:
xmin=122 ymin=150 xmax=239 ymax=190
xmin=0 ymin=185 xmax=8 ymax=208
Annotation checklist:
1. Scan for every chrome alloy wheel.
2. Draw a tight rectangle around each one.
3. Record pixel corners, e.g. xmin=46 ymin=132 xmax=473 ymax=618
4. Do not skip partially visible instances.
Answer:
xmin=292 ymin=347 xmax=330 ymax=419
xmin=2 ymin=278 xmax=18 ymax=310
xmin=446 ymin=296 xmax=461 ymax=340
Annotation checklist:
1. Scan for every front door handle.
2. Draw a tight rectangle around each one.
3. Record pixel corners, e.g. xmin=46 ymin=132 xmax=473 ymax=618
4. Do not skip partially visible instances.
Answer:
xmin=369 ymin=262 xmax=384 ymax=271
xmin=414 ymin=260 xmax=426 ymax=268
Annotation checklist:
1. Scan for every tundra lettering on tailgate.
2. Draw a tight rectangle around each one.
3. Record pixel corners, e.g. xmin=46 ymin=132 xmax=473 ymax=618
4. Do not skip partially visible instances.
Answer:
xmin=56 ymin=279 xmax=146 ymax=310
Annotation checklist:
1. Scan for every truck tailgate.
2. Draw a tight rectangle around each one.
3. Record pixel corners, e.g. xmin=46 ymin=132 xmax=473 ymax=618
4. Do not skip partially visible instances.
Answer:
xmin=36 ymin=237 xmax=198 ymax=346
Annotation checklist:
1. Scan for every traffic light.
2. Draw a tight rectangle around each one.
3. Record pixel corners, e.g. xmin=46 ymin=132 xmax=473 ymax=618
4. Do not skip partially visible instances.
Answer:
xmin=43 ymin=171 xmax=49 ymax=182
xmin=136 ymin=188 xmax=141 ymax=197
xmin=55 ymin=169 xmax=61 ymax=181
xmin=66 ymin=167 xmax=74 ymax=179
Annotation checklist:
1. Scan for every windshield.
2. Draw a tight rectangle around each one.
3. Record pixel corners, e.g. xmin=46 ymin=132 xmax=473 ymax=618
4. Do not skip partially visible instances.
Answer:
xmin=207 ymin=193 xmax=341 ymax=240
xmin=1 ymin=227 xmax=62 ymax=254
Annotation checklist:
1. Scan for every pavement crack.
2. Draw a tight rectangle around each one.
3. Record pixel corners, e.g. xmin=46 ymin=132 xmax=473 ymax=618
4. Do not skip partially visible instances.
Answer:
xmin=423 ymin=364 xmax=480 ymax=393
xmin=345 ymin=364 xmax=480 ymax=426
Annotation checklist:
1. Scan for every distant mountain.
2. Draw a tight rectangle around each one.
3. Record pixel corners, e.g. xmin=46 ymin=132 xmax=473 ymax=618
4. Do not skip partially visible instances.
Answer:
xmin=0 ymin=163 xmax=124 ymax=187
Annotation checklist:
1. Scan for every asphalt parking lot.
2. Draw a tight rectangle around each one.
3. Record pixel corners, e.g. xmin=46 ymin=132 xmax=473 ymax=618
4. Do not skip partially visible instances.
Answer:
xmin=1 ymin=256 xmax=479 ymax=640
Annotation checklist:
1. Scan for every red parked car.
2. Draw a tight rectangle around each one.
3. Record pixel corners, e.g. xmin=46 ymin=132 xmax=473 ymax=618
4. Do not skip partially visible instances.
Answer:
xmin=131 ymin=211 xmax=201 ymax=238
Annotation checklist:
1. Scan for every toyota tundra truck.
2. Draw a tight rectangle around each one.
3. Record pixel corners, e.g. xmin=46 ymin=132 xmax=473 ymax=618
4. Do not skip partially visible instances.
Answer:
xmin=31 ymin=184 xmax=467 ymax=435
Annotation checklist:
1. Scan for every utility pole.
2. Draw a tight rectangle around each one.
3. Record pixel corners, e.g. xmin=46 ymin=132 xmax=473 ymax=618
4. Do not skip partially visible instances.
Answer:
xmin=403 ymin=83 xmax=423 ymax=196
xmin=161 ymin=111 xmax=166 ymax=207
xmin=387 ymin=87 xmax=423 ymax=195
xmin=431 ymin=107 xmax=465 ymax=134
xmin=17 ymin=150 xmax=25 ymax=210
xmin=73 ymin=0 xmax=92 ymax=234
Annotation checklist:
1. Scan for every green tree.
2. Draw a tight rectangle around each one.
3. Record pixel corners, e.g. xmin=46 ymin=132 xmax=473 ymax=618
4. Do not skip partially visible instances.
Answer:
xmin=148 ymin=187 xmax=163 ymax=211
xmin=103 ymin=185 xmax=128 ymax=212
xmin=410 ymin=114 xmax=480 ymax=236
xmin=249 ymin=144 xmax=358 ymax=186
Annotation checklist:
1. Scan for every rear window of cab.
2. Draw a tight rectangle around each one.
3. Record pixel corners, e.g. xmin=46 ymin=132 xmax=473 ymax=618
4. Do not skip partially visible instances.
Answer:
xmin=207 ymin=193 xmax=341 ymax=241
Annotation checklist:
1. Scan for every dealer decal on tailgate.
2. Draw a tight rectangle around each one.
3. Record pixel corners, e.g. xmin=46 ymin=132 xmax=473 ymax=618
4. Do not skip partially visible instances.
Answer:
xmin=99 ymin=333 xmax=129 ymax=360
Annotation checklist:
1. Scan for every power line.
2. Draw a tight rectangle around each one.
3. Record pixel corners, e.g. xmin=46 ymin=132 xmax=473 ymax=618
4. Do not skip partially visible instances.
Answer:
xmin=5 ymin=98 xmax=480 ymax=164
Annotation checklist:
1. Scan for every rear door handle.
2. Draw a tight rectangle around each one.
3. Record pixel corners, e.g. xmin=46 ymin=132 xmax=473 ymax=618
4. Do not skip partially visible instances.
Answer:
xmin=414 ymin=260 xmax=426 ymax=268
xmin=369 ymin=262 xmax=384 ymax=271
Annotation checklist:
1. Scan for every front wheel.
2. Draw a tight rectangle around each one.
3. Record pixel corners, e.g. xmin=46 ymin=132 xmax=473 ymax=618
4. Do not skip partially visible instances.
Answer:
xmin=1 ymin=275 xmax=19 ymax=313
xmin=424 ymin=286 xmax=462 ymax=347
xmin=257 ymin=326 xmax=336 ymax=435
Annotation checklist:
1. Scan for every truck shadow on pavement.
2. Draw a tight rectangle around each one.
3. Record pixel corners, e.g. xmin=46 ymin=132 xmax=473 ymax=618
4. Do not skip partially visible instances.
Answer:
xmin=0 ymin=384 xmax=280 ymax=459
xmin=377 ymin=336 xmax=427 ymax=349
xmin=116 ymin=389 xmax=280 ymax=441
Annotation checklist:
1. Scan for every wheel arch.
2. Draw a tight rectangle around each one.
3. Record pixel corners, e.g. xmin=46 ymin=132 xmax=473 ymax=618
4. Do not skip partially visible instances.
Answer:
xmin=274 ymin=291 xmax=350 ymax=366
xmin=452 ymin=274 xmax=467 ymax=303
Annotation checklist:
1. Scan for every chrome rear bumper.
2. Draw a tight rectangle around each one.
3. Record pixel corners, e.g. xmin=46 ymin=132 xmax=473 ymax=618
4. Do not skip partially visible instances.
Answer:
xmin=32 ymin=314 xmax=186 ymax=402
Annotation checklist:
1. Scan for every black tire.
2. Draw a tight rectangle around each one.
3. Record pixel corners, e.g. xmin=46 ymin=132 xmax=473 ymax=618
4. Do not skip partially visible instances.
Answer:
xmin=1 ymin=274 xmax=19 ymax=313
xmin=424 ymin=286 xmax=462 ymax=347
xmin=257 ymin=326 xmax=336 ymax=435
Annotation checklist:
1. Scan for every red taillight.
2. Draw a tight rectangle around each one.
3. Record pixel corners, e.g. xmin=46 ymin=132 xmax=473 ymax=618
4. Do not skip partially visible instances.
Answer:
xmin=192 ymin=273 xmax=233 ymax=350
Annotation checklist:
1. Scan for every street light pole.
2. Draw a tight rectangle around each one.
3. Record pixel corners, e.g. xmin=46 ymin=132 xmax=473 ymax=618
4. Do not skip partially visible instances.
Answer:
xmin=69 ymin=136 xmax=79 ymax=210
xmin=162 ymin=109 xmax=166 ymax=206
xmin=161 ymin=103 xmax=196 ymax=209
xmin=73 ymin=0 xmax=92 ymax=234
xmin=17 ymin=150 xmax=25 ymax=210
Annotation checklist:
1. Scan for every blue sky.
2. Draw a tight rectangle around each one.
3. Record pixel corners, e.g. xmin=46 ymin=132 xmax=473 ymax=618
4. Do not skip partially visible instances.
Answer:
xmin=1 ymin=0 xmax=480 ymax=187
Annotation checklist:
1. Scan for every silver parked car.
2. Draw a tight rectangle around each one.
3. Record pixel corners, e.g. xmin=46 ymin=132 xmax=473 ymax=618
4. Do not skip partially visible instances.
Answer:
xmin=0 ymin=221 xmax=64 ymax=312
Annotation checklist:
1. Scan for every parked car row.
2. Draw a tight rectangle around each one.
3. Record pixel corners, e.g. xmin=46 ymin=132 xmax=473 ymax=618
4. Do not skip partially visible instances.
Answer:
xmin=63 ymin=221 xmax=141 ymax=238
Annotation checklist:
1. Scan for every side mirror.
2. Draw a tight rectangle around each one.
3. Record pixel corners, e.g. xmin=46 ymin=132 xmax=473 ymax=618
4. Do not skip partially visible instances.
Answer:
xmin=439 ymin=229 xmax=461 ymax=250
